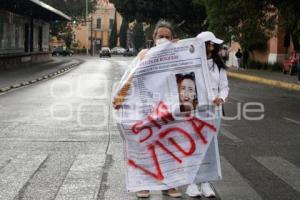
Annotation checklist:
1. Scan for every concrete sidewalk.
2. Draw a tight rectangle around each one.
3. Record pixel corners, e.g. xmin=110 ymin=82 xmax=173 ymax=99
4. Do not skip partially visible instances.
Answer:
xmin=227 ymin=68 xmax=300 ymax=91
xmin=0 ymin=57 xmax=83 ymax=94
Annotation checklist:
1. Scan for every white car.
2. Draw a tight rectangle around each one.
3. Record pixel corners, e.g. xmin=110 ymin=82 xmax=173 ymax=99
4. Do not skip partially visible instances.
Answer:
xmin=111 ymin=47 xmax=126 ymax=55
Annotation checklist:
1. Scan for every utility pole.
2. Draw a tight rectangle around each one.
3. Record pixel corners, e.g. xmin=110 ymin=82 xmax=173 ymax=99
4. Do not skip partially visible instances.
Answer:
xmin=90 ymin=16 xmax=94 ymax=56
xmin=114 ymin=10 xmax=118 ymax=46
xmin=85 ymin=0 xmax=89 ymax=55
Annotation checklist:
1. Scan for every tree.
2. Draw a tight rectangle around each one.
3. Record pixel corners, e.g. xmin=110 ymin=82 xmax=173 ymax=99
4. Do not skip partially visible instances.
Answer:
xmin=111 ymin=0 xmax=207 ymax=37
xmin=269 ymin=0 xmax=300 ymax=52
xmin=49 ymin=22 xmax=74 ymax=48
xmin=109 ymin=11 xmax=118 ymax=48
xmin=44 ymin=0 xmax=97 ymax=21
xmin=202 ymin=0 xmax=276 ymax=52
xmin=119 ymin=19 xmax=128 ymax=48
xmin=44 ymin=0 xmax=97 ymax=48
xmin=62 ymin=26 xmax=74 ymax=48
xmin=144 ymin=24 xmax=155 ymax=45
xmin=133 ymin=22 xmax=145 ymax=51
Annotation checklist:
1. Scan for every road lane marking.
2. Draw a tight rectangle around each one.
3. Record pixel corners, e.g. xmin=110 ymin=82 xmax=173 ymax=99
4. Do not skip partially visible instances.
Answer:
xmin=221 ymin=123 xmax=232 ymax=127
xmin=55 ymin=154 xmax=105 ymax=200
xmin=0 ymin=154 xmax=47 ymax=200
xmin=213 ymin=156 xmax=262 ymax=200
xmin=283 ymin=117 xmax=300 ymax=126
xmin=229 ymin=96 xmax=245 ymax=103
xmin=254 ymin=156 xmax=300 ymax=192
xmin=220 ymin=128 xmax=243 ymax=143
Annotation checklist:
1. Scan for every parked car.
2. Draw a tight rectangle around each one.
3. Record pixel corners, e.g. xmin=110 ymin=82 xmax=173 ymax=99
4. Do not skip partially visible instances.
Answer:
xmin=123 ymin=48 xmax=136 ymax=57
xmin=52 ymin=46 xmax=74 ymax=56
xmin=283 ymin=52 xmax=298 ymax=75
xmin=99 ymin=47 xmax=111 ymax=57
xmin=111 ymin=47 xmax=126 ymax=55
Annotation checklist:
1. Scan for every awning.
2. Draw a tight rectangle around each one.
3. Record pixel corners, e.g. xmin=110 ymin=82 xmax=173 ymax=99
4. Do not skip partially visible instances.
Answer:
xmin=0 ymin=0 xmax=71 ymax=21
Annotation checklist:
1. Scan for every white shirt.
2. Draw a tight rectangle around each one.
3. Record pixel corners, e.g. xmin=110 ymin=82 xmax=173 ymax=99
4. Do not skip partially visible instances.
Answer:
xmin=207 ymin=59 xmax=229 ymax=101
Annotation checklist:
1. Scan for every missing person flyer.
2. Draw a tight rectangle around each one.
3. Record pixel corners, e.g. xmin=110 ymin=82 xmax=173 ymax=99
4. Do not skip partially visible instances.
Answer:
xmin=115 ymin=38 xmax=222 ymax=192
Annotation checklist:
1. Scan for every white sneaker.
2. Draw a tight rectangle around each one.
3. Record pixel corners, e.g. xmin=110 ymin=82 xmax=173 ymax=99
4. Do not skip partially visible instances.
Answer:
xmin=136 ymin=190 xmax=150 ymax=198
xmin=200 ymin=182 xmax=216 ymax=198
xmin=186 ymin=184 xmax=201 ymax=197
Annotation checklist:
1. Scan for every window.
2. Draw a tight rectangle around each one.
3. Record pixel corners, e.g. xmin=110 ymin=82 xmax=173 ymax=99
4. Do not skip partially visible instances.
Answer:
xmin=1 ymin=12 xmax=26 ymax=52
xmin=109 ymin=19 xmax=114 ymax=30
xmin=96 ymin=18 xmax=101 ymax=29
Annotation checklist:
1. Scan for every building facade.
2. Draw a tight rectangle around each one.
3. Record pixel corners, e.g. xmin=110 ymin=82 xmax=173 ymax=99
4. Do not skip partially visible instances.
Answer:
xmin=227 ymin=14 xmax=296 ymax=67
xmin=73 ymin=0 xmax=122 ymax=53
xmin=0 ymin=0 xmax=70 ymax=69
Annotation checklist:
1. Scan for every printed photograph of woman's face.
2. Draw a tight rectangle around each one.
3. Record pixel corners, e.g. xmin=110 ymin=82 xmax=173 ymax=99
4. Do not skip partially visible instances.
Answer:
xmin=176 ymin=72 xmax=198 ymax=112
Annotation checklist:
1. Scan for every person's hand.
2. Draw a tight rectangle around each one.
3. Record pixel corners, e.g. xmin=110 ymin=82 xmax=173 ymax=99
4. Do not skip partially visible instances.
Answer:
xmin=213 ymin=98 xmax=224 ymax=106
xmin=113 ymin=100 xmax=122 ymax=110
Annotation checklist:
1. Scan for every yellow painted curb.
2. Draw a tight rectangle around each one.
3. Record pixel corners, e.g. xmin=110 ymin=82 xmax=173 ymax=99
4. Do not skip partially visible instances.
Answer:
xmin=227 ymin=72 xmax=300 ymax=92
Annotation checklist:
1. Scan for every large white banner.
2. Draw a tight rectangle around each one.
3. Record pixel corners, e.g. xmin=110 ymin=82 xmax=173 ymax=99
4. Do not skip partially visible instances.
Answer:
xmin=115 ymin=38 xmax=222 ymax=192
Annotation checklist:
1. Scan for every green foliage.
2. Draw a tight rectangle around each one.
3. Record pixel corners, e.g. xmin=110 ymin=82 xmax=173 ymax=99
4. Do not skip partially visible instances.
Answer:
xmin=112 ymin=0 xmax=300 ymax=53
xmin=283 ymin=32 xmax=291 ymax=50
xmin=248 ymin=60 xmax=283 ymax=71
xmin=111 ymin=0 xmax=207 ymax=37
xmin=133 ymin=22 xmax=145 ymax=51
xmin=119 ymin=19 xmax=128 ymax=48
xmin=270 ymin=62 xmax=283 ymax=71
xmin=269 ymin=0 xmax=300 ymax=51
xmin=44 ymin=0 xmax=97 ymax=21
xmin=50 ymin=23 xmax=74 ymax=48
xmin=109 ymin=12 xmax=118 ymax=48
xmin=62 ymin=28 xmax=74 ymax=48
xmin=44 ymin=0 xmax=97 ymax=47
xmin=144 ymin=24 xmax=155 ymax=42
xmin=203 ymin=0 xmax=276 ymax=52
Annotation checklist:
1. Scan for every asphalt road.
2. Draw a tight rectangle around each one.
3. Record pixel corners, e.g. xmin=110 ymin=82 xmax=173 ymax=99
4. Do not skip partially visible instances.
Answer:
xmin=0 ymin=55 xmax=299 ymax=200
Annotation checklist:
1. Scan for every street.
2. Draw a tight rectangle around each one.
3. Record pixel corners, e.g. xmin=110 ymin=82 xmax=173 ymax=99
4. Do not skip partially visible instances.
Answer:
xmin=0 ymin=56 xmax=299 ymax=200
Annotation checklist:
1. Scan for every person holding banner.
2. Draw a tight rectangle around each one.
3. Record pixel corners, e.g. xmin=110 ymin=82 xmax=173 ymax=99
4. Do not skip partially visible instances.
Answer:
xmin=113 ymin=20 xmax=174 ymax=110
xmin=113 ymin=20 xmax=182 ymax=198
xmin=185 ymin=31 xmax=229 ymax=198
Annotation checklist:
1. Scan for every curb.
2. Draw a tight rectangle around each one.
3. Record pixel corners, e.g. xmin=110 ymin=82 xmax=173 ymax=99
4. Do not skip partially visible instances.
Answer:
xmin=0 ymin=60 xmax=82 ymax=95
xmin=227 ymin=71 xmax=300 ymax=92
